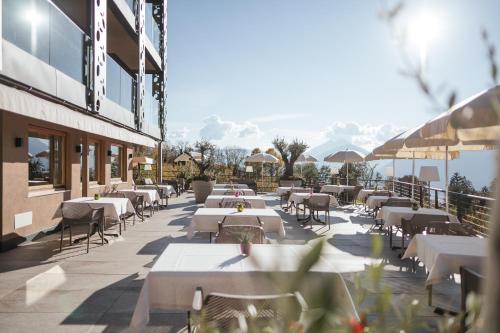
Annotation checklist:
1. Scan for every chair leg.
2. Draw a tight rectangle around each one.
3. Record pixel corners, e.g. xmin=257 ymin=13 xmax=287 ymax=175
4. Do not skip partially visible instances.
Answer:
xmin=60 ymin=223 xmax=64 ymax=252
xmin=69 ymin=226 xmax=72 ymax=245
xmin=119 ymin=220 xmax=122 ymax=235
xmin=101 ymin=221 xmax=105 ymax=245
xmin=87 ymin=224 xmax=91 ymax=253
xmin=123 ymin=217 xmax=126 ymax=231
xmin=327 ymin=211 xmax=330 ymax=230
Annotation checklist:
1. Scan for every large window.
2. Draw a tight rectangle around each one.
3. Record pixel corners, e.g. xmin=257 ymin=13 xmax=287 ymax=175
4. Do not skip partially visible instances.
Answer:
xmin=144 ymin=74 xmax=160 ymax=127
xmin=106 ymin=55 xmax=135 ymax=113
xmin=2 ymin=0 xmax=86 ymax=83
xmin=145 ymin=3 xmax=161 ymax=53
xmin=110 ymin=144 xmax=123 ymax=179
xmin=88 ymin=142 xmax=100 ymax=182
xmin=28 ymin=128 xmax=65 ymax=187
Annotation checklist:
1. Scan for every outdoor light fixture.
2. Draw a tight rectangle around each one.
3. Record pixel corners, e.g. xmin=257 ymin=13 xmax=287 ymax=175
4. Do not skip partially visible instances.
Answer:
xmin=15 ymin=137 xmax=23 ymax=147
xmin=75 ymin=145 xmax=82 ymax=153
xmin=107 ymin=150 xmax=112 ymax=157
xmin=128 ymin=154 xmax=133 ymax=158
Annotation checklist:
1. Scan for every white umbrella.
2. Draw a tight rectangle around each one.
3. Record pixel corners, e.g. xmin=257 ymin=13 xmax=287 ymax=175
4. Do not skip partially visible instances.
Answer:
xmin=131 ymin=156 xmax=155 ymax=166
xmin=324 ymin=150 xmax=365 ymax=185
xmin=296 ymin=153 xmax=318 ymax=176
xmin=245 ymin=153 xmax=279 ymax=185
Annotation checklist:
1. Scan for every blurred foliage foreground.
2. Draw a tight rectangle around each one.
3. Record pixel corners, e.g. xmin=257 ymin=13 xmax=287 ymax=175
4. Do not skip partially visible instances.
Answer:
xmin=193 ymin=236 xmax=482 ymax=333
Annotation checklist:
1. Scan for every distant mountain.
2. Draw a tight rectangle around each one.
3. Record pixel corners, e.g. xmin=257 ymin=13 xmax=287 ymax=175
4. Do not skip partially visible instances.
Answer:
xmin=307 ymin=140 xmax=496 ymax=190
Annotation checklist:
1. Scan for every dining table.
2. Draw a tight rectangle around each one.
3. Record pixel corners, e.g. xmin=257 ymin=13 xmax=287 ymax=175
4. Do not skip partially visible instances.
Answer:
xmin=130 ymin=243 xmax=358 ymax=328
xmin=357 ymin=189 xmax=395 ymax=202
xmin=402 ymin=234 xmax=487 ymax=306
xmin=365 ymin=195 xmax=407 ymax=210
xmin=118 ymin=189 xmax=158 ymax=205
xmin=204 ymin=195 xmax=266 ymax=208
xmin=136 ymin=184 xmax=176 ymax=197
xmin=210 ymin=188 xmax=256 ymax=196
xmin=187 ymin=208 xmax=285 ymax=239
xmin=213 ymin=183 xmax=249 ymax=189
xmin=320 ymin=185 xmax=355 ymax=194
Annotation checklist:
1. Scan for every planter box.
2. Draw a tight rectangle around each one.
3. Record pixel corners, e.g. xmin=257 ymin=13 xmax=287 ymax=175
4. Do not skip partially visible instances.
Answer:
xmin=192 ymin=180 xmax=215 ymax=204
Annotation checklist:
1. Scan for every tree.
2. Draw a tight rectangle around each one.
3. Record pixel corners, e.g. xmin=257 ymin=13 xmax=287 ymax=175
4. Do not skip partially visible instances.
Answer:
xmin=251 ymin=148 xmax=261 ymax=155
xmin=301 ymin=164 xmax=319 ymax=184
xmin=318 ymin=165 xmax=332 ymax=182
xmin=272 ymin=137 xmax=308 ymax=178
xmin=449 ymin=172 xmax=476 ymax=220
xmin=223 ymin=147 xmax=247 ymax=176
xmin=186 ymin=140 xmax=216 ymax=177
xmin=357 ymin=162 xmax=378 ymax=187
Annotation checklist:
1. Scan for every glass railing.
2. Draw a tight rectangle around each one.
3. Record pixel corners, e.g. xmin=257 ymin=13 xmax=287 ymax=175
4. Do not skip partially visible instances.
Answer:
xmin=125 ymin=0 xmax=135 ymax=13
xmin=144 ymin=74 xmax=160 ymax=127
xmin=106 ymin=55 xmax=135 ymax=113
xmin=145 ymin=3 xmax=161 ymax=54
xmin=2 ymin=0 xmax=86 ymax=83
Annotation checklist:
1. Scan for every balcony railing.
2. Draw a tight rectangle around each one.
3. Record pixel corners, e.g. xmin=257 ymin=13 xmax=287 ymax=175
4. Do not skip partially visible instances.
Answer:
xmin=106 ymin=54 xmax=136 ymax=113
xmin=2 ymin=0 xmax=88 ymax=83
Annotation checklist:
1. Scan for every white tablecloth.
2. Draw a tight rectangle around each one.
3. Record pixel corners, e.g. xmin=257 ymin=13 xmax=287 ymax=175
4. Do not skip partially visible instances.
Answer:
xmin=366 ymin=195 xmax=408 ymax=210
xmin=130 ymin=244 xmax=358 ymax=328
xmin=204 ymin=195 xmax=266 ymax=208
xmin=213 ymin=184 xmax=249 ymax=189
xmin=357 ymin=190 xmax=395 ymax=201
xmin=288 ymin=193 xmax=339 ymax=207
xmin=320 ymin=185 xmax=355 ymax=194
xmin=61 ymin=197 xmax=135 ymax=221
xmin=276 ymin=187 xmax=311 ymax=196
xmin=210 ymin=188 xmax=256 ymax=196
xmin=118 ymin=189 xmax=158 ymax=205
xmin=188 ymin=208 xmax=285 ymax=238
xmin=378 ymin=206 xmax=451 ymax=227
xmin=137 ymin=184 xmax=176 ymax=197
xmin=402 ymin=234 xmax=487 ymax=285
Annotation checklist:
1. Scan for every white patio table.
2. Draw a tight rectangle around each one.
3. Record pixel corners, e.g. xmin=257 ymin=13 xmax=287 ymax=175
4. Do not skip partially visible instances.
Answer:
xmin=288 ymin=193 xmax=339 ymax=207
xmin=210 ymin=188 xmax=255 ymax=196
xmin=130 ymin=243 xmax=358 ymax=328
xmin=204 ymin=195 xmax=266 ymax=208
xmin=137 ymin=184 xmax=175 ymax=197
xmin=357 ymin=189 xmax=395 ymax=202
xmin=402 ymin=234 xmax=487 ymax=286
xmin=118 ymin=189 xmax=158 ymax=205
xmin=377 ymin=206 xmax=451 ymax=227
xmin=276 ymin=187 xmax=311 ymax=196
xmin=320 ymin=185 xmax=355 ymax=194
xmin=61 ymin=197 xmax=135 ymax=221
xmin=213 ymin=183 xmax=249 ymax=189
xmin=366 ymin=195 xmax=407 ymax=210
xmin=188 ymin=208 xmax=285 ymax=238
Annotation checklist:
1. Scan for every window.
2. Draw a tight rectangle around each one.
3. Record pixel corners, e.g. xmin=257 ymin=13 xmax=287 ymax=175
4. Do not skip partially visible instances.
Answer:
xmin=28 ymin=128 xmax=65 ymax=187
xmin=2 ymin=0 xmax=86 ymax=82
xmin=88 ymin=142 xmax=99 ymax=182
xmin=106 ymin=55 xmax=135 ymax=112
xmin=110 ymin=144 xmax=123 ymax=179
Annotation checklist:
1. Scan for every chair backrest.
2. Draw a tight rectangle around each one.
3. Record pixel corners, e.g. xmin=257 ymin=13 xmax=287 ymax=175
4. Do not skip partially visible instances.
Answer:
xmin=130 ymin=194 xmax=144 ymax=207
xmin=61 ymin=203 xmax=104 ymax=222
xmin=460 ymin=266 xmax=484 ymax=311
xmin=382 ymin=198 xmax=412 ymax=208
xmin=307 ymin=195 xmax=330 ymax=210
xmin=103 ymin=192 xmax=126 ymax=198
xmin=201 ymin=292 xmax=306 ymax=331
xmin=351 ymin=185 xmax=363 ymax=197
xmin=371 ymin=191 xmax=392 ymax=197
xmin=402 ymin=214 xmax=449 ymax=236
xmin=219 ymin=200 xmax=252 ymax=209
xmin=215 ymin=224 xmax=266 ymax=244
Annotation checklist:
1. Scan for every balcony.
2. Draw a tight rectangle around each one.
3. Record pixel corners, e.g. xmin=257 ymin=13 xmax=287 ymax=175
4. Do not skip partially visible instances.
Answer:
xmin=106 ymin=54 xmax=136 ymax=113
xmin=2 ymin=0 xmax=87 ymax=84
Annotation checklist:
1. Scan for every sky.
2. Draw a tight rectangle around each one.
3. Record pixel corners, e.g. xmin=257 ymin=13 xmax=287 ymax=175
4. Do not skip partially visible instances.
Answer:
xmin=166 ymin=0 xmax=500 ymax=186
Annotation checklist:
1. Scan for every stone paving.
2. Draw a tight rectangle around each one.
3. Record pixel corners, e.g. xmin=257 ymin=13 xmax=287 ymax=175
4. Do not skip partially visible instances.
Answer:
xmin=0 ymin=193 xmax=460 ymax=332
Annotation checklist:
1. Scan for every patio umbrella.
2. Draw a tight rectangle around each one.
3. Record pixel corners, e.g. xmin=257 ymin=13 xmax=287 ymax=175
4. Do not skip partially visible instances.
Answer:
xmin=35 ymin=150 xmax=50 ymax=158
xmin=296 ymin=153 xmax=318 ymax=176
xmin=324 ymin=150 xmax=365 ymax=185
xmin=245 ymin=153 xmax=279 ymax=185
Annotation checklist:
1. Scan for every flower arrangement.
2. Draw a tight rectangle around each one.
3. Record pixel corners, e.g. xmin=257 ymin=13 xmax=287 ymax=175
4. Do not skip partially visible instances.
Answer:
xmin=412 ymin=201 xmax=419 ymax=211
xmin=94 ymin=193 xmax=100 ymax=200
xmin=239 ymin=232 xmax=252 ymax=256
xmin=236 ymin=202 xmax=245 ymax=212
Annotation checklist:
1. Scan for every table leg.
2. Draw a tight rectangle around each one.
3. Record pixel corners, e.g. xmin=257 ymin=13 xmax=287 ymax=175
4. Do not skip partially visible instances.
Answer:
xmin=187 ymin=311 xmax=191 ymax=332
xmin=427 ymin=285 xmax=432 ymax=306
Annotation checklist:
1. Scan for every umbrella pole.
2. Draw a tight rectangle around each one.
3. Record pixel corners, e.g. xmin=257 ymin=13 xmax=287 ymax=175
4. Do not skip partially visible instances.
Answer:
xmin=411 ymin=152 xmax=415 ymax=199
xmin=261 ymin=161 xmax=264 ymax=191
xmin=392 ymin=159 xmax=396 ymax=192
xmin=445 ymin=145 xmax=449 ymax=213
xmin=346 ymin=162 xmax=349 ymax=185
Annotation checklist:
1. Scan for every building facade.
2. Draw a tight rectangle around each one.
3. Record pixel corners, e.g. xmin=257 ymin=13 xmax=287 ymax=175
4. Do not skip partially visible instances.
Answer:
xmin=0 ymin=0 xmax=167 ymax=251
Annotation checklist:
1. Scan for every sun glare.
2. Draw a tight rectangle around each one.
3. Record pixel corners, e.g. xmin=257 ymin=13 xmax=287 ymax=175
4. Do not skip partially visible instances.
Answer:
xmin=408 ymin=12 xmax=442 ymax=68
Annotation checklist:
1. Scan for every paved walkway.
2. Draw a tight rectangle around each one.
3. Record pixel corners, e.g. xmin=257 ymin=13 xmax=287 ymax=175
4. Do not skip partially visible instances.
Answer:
xmin=0 ymin=193 xmax=460 ymax=332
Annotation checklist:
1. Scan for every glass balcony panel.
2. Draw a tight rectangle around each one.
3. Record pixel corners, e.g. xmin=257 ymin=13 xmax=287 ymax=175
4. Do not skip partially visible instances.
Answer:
xmin=145 ymin=3 xmax=161 ymax=53
xmin=106 ymin=55 xmax=121 ymax=105
xmin=120 ymin=70 xmax=134 ymax=112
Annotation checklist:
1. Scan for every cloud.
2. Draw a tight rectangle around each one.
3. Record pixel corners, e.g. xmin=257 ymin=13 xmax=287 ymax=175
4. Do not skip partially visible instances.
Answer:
xmin=167 ymin=127 xmax=189 ymax=141
xmin=199 ymin=115 xmax=261 ymax=141
xmin=249 ymin=113 xmax=306 ymax=123
xmin=322 ymin=121 xmax=406 ymax=150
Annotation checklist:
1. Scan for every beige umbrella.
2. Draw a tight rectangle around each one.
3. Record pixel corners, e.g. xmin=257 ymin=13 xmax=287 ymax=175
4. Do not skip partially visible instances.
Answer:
xmin=296 ymin=153 xmax=318 ymax=176
xmin=324 ymin=150 xmax=365 ymax=185
xmin=245 ymin=153 xmax=279 ymax=185
xmin=35 ymin=150 xmax=50 ymax=158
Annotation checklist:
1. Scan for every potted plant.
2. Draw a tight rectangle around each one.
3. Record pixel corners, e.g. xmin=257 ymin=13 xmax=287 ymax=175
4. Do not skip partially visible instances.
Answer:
xmin=187 ymin=141 xmax=216 ymax=204
xmin=239 ymin=232 xmax=252 ymax=256
xmin=412 ymin=201 xmax=419 ymax=211
xmin=236 ymin=202 xmax=245 ymax=212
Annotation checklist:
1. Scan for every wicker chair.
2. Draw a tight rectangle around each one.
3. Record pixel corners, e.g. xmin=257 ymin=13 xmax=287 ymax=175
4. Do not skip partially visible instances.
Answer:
xmin=154 ymin=184 xmax=169 ymax=209
xmin=401 ymin=214 xmax=450 ymax=250
xmin=349 ymin=185 xmax=364 ymax=205
xmin=191 ymin=288 xmax=307 ymax=332
xmin=460 ymin=266 xmax=484 ymax=333
xmin=103 ymin=192 xmax=141 ymax=230
xmin=215 ymin=224 xmax=266 ymax=244
xmin=303 ymin=195 xmax=331 ymax=229
xmin=426 ymin=222 xmax=476 ymax=236
xmin=219 ymin=199 xmax=253 ymax=209
xmin=60 ymin=203 xmax=104 ymax=253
